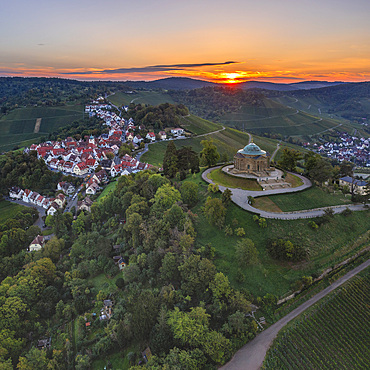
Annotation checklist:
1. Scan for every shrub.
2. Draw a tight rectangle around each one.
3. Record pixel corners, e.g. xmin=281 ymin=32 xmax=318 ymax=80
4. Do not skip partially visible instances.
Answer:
xmin=267 ymin=238 xmax=307 ymax=262
xmin=341 ymin=208 xmax=353 ymax=216
xmin=235 ymin=227 xmax=246 ymax=237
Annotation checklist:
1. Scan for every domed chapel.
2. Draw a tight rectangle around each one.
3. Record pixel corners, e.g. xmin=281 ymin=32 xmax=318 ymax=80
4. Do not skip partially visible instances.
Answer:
xmin=233 ymin=140 xmax=273 ymax=176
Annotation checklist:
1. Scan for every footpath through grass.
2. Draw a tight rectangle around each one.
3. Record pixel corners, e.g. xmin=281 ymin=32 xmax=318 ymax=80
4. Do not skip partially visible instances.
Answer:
xmin=263 ymin=268 xmax=370 ymax=369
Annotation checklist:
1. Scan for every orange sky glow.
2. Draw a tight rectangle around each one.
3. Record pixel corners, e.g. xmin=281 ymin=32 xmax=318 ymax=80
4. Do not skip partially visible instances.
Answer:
xmin=1 ymin=1 xmax=369 ymax=84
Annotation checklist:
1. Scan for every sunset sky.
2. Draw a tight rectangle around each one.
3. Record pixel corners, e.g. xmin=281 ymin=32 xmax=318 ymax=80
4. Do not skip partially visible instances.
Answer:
xmin=1 ymin=0 xmax=369 ymax=83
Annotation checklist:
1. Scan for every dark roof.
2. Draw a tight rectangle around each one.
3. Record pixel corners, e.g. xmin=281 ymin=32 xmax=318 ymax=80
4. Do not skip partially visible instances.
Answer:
xmin=340 ymin=176 xmax=367 ymax=186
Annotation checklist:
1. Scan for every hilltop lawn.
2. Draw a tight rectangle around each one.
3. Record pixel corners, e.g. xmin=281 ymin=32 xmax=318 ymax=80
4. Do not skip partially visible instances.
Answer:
xmin=189 ymin=171 xmax=370 ymax=298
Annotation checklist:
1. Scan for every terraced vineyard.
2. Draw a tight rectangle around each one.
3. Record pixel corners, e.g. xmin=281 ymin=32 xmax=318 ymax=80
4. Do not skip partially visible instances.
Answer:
xmin=0 ymin=105 xmax=83 ymax=151
xmin=220 ymin=98 xmax=358 ymax=138
xmin=263 ymin=270 xmax=370 ymax=369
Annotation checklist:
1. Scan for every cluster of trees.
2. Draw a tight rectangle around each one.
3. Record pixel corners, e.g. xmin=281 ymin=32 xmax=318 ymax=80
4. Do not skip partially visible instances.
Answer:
xmin=126 ymin=103 xmax=189 ymax=129
xmin=170 ymin=86 xmax=264 ymax=121
xmin=267 ymin=238 xmax=308 ymax=262
xmin=278 ymin=149 xmax=369 ymax=201
xmin=47 ymin=116 xmax=108 ymax=142
xmin=0 ymin=207 xmax=39 ymax=279
xmin=163 ymin=141 xmax=200 ymax=178
xmin=0 ymin=169 xmax=262 ymax=369
xmin=0 ymin=151 xmax=61 ymax=196
xmin=0 ymin=77 xmax=114 ymax=113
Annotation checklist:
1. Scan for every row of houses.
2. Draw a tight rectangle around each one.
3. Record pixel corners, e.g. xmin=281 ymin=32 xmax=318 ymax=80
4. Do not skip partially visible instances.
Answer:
xmin=9 ymin=187 xmax=66 ymax=216
xmin=308 ymin=132 xmax=370 ymax=167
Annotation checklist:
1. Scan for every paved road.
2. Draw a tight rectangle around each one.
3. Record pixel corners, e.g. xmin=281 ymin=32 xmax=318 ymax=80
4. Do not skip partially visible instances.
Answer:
xmin=221 ymin=259 xmax=370 ymax=370
xmin=202 ymin=166 xmax=368 ymax=220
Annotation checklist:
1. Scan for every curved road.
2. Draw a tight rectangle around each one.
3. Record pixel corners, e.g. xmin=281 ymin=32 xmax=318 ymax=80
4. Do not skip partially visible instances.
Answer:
xmin=202 ymin=166 xmax=368 ymax=220
xmin=221 ymin=258 xmax=370 ymax=370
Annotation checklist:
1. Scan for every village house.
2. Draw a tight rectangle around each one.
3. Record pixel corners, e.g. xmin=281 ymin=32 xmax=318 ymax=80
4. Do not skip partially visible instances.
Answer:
xmin=22 ymin=189 xmax=33 ymax=203
xmin=9 ymin=186 xmax=23 ymax=199
xmin=339 ymin=176 xmax=368 ymax=195
xmin=54 ymin=193 xmax=66 ymax=208
xmin=171 ymin=128 xmax=184 ymax=136
xmin=158 ymin=131 xmax=167 ymax=140
xmin=86 ymin=182 xmax=100 ymax=195
xmin=77 ymin=197 xmax=93 ymax=212
xmin=29 ymin=235 xmax=45 ymax=252
xmin=73 ymin=162 xmax=89 ymax=176
xmin=57 ymin=181 xmax=75 ymax=195
xmin=47 ymin=202 xmax=59 ymax=216
xmin=133 ymin=134 xmax=143 ymax=144
xmin=94 ymin=169 xmax=109 ymax=184
xmin=146 ymin=132 xmax=156 ymax=142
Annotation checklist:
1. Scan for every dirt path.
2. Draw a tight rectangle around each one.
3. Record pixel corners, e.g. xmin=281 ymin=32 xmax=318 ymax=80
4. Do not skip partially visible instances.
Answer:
xmin=34 ymin=118 xmax=42 ymax=133
xmin=221 ymin=259 xmax=370 ymax=370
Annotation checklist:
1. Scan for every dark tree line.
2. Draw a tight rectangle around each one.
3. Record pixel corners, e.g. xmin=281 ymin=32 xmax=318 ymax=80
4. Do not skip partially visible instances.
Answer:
xmin=126 ymin=102 xmax=189 ymax=129
xmin=163 ymin=141 xmax=200 ymax=178
xmin=170 ymin=86 xmax=264 ymax=121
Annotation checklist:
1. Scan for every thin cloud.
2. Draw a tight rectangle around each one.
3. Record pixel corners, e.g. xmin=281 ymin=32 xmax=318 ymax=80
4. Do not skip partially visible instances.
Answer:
xmin=62 ymin=61 xmax=238 ymax=75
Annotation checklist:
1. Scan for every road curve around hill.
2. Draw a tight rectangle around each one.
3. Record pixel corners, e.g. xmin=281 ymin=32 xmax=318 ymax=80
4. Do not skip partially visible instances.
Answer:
xmin=221 ymin=259 xmax=370 ymax=370
xmin=202 ymin=166 xmax=368 ymax=220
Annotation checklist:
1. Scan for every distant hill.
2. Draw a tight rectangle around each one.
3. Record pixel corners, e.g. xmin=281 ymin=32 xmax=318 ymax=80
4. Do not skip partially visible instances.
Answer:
xmin=124 ymin=77 xmax=216 ymax=90
xmin=238 ymin=80 xmax=344 ymax=91
xmin=269 ymin=81 xmax=370 ymax=124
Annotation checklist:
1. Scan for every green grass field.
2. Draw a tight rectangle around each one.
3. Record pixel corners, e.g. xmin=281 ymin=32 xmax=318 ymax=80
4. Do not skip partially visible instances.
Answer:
xmin=108 ymin=91 xmax=174 ymax=107
xmin=263 ymin=269 xmax=370 ymax=369
xmin=189 ymin=171 xmax=370 ymax=298
xmin=141 ymin=121 xmax=305 ymax=168
xmin=0 ymin=201 xmax=30 ymax=224
xmin=259 ymin=186 xmax=352 ymax=212
xmin=96 ymin=180 xmax=118 ymax=203
xmin=0 ymin=105 xmax=83 ymax=151
xmin=207 ymin=168 xmax=262 ymax=191
xmin=179 ymin=114 xmax=221 ymax=135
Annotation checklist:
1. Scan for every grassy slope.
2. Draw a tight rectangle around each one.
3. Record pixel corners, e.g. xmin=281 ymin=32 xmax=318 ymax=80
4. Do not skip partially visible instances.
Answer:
xmin=271 ymin=95 xmax=369 ymax=137
xmin=0 ymin=201 xmax=30 ymax=224
xmin=220 ymin=97 xmax=359 ymax=137
xmin=96 ymin=180 xmax=118 ymax=203
xmin=0 ymin=105 xmax=83 ymax=151
xmin=179 ymin=114 xmax=221 ymax=135
xmin=108 ymin=91 xmax=174 ymax=106
xmin=256 ymin=186 xmax=352 ymax=212
xmin=189 ymin=172 xmax=370 ymax=298
xmin=263 ymin=269 xmax=370 ymax=369
xmin=141 ymin=122 xmax=306 ymax=168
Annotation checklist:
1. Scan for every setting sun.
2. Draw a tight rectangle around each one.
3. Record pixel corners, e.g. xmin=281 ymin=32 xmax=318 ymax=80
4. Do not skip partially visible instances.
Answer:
xmin=224 ymin=72 xmax=241 ymax=83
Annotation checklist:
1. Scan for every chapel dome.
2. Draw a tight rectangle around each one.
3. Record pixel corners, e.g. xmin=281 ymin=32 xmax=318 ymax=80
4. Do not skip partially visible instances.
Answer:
xmin=238 ymin=142 xmax=266 ymax=156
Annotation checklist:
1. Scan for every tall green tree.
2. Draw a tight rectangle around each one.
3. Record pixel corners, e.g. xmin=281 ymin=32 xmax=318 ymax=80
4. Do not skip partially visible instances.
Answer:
xmin=203 ymin=197 xmax=226 ymax=229
xmin=200 ymin=139 xmax=220 ymax=167
xmin=163 ymin=141 xmax=178 ymax=177
xmin=278 ymin=148 xmax=302 ymax=172
xmin=235 ymin=238 xmax=259 ymax=266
